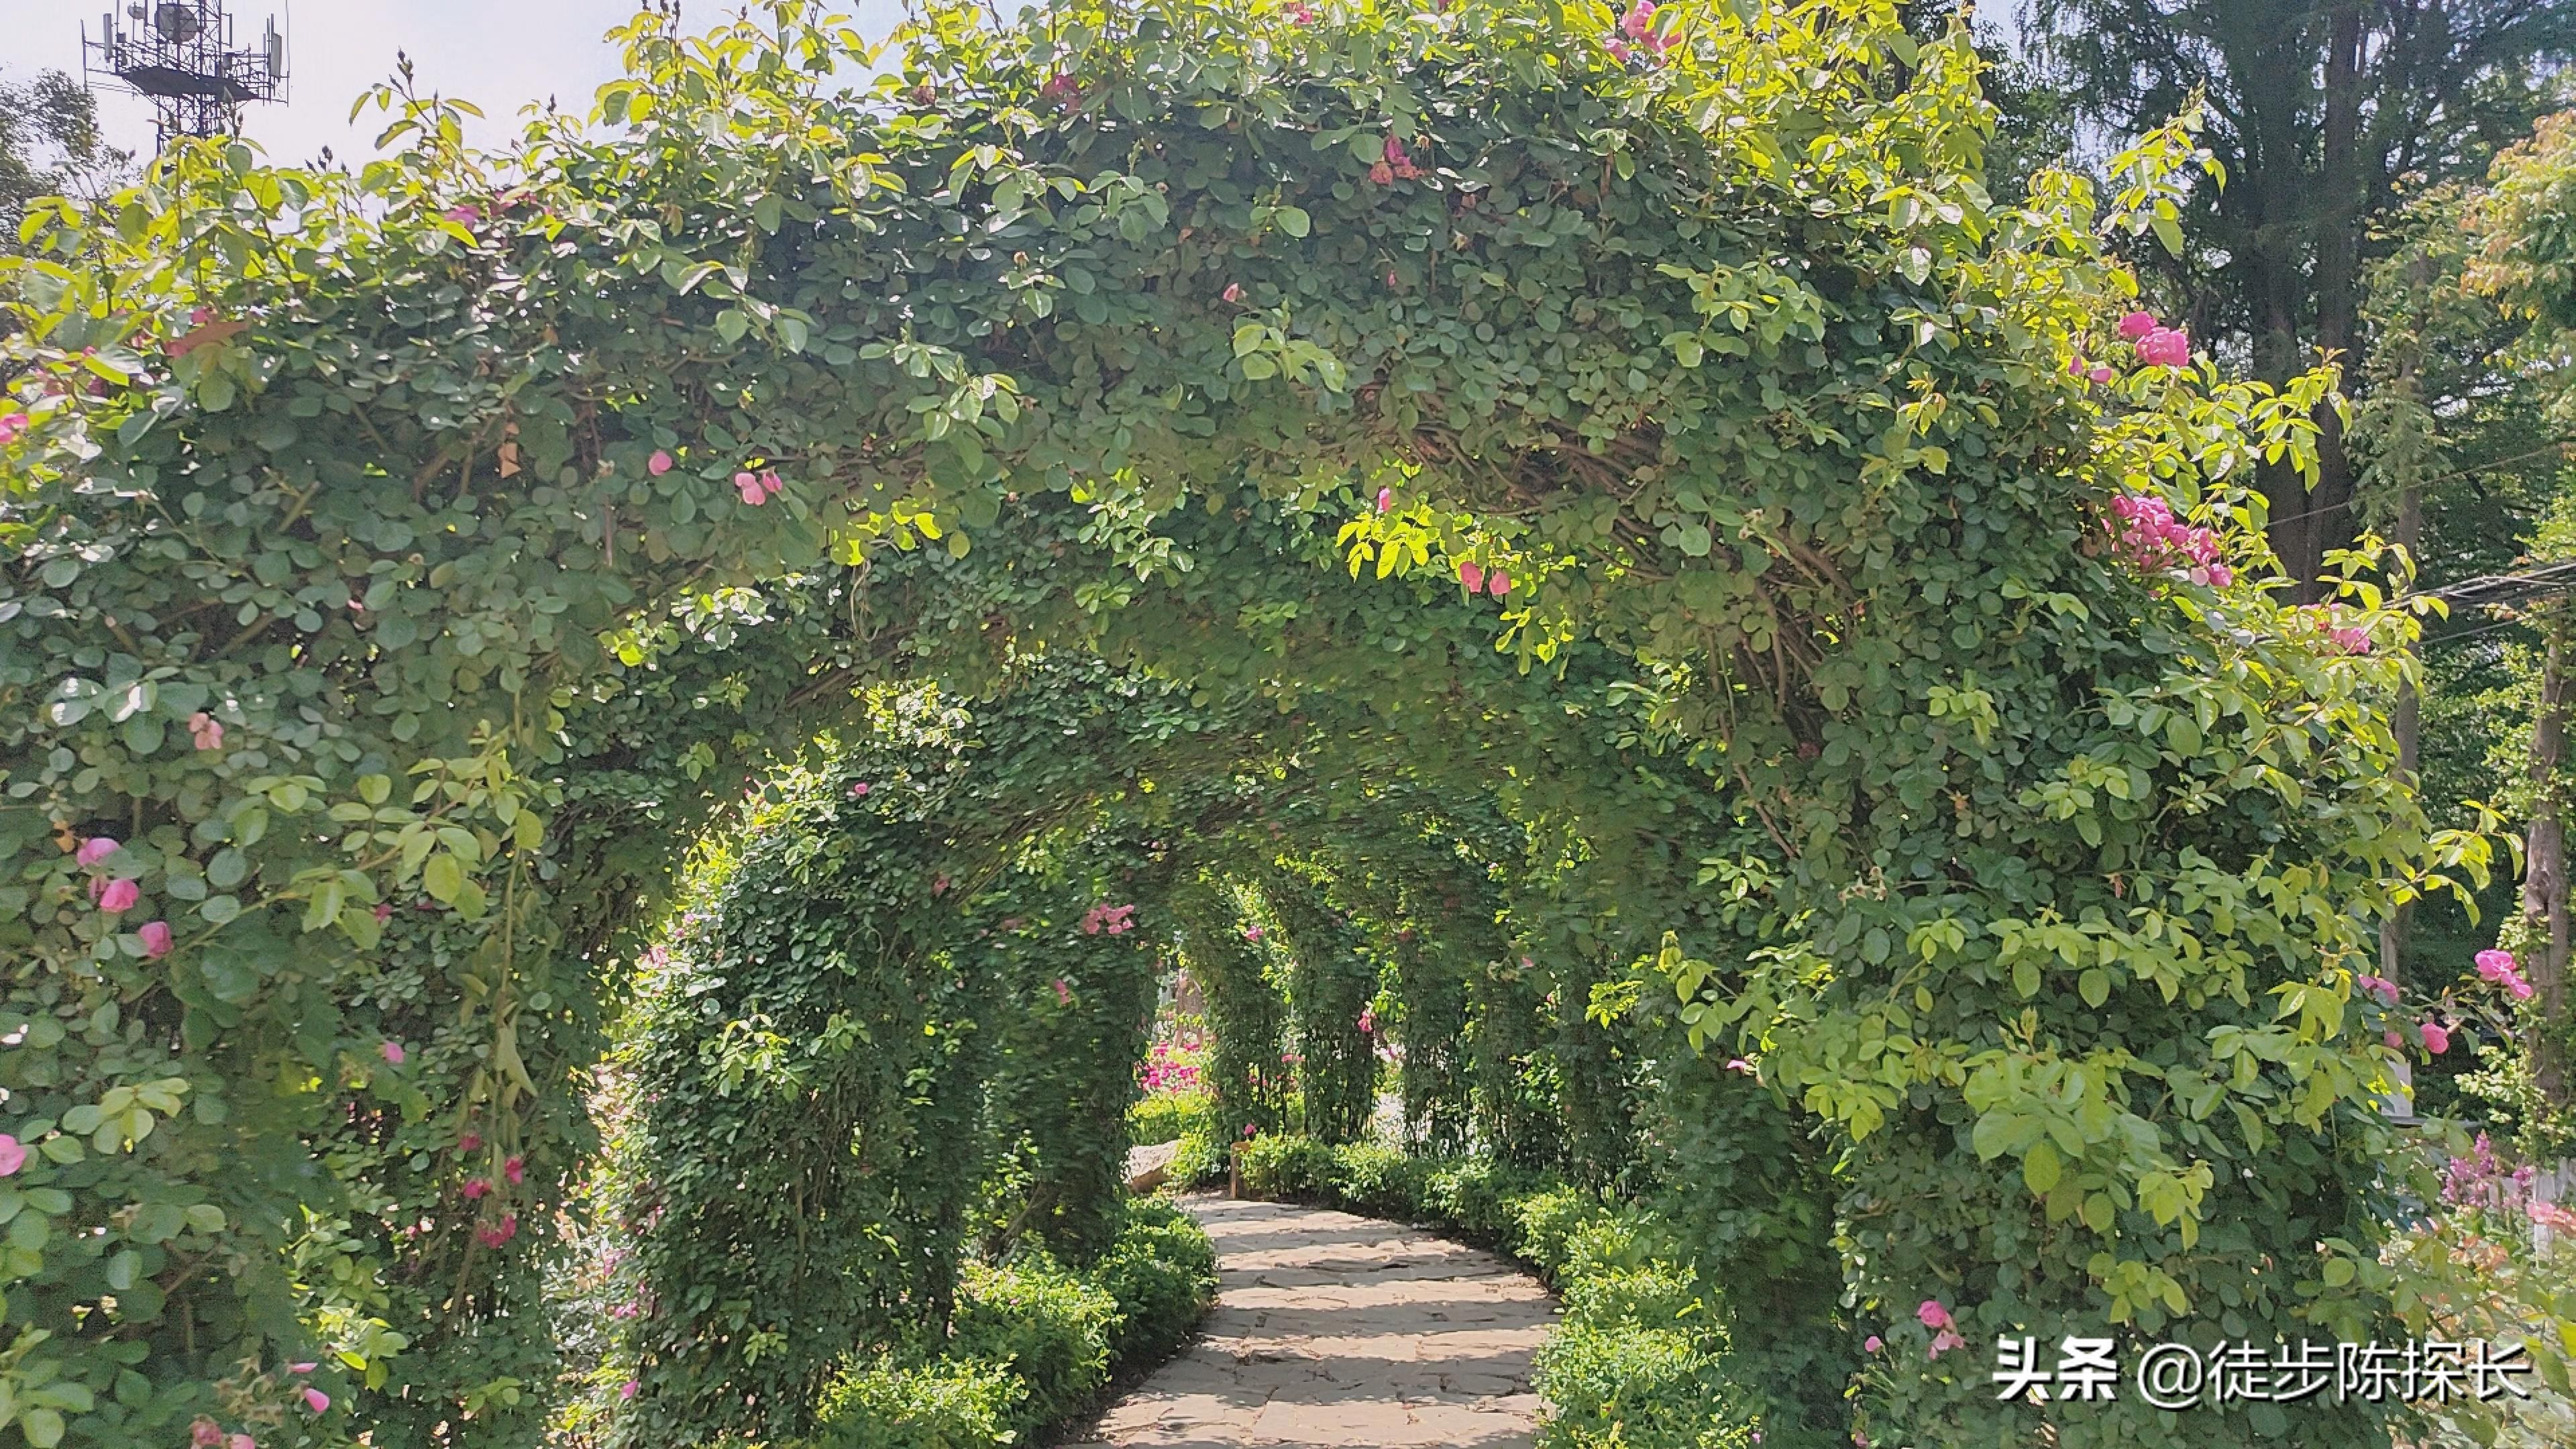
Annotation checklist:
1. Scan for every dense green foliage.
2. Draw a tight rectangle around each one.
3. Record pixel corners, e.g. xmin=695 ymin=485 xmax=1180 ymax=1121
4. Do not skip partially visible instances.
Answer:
xmin=800 ymin=1199 xmax=1216 ymax=1449
xmin=4 ymin=1 xmax=2567 ymax=1446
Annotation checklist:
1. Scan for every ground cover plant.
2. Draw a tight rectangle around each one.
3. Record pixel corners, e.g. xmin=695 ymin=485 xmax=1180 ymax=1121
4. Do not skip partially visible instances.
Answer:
xmin=5 ymin=0 xmax=2573 ymax=1446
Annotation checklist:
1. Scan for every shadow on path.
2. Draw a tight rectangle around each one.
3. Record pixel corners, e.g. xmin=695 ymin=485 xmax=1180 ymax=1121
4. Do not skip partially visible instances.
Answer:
xmin=1062 ymin=1195 xmax=1557 ymax=1448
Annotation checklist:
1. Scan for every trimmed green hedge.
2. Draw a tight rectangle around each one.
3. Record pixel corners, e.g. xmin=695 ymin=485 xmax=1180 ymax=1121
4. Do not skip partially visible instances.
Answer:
xmin=801 ymin=1199 xmax=1217 ymax=1449
xmin=1232 ymin=1136 xmax=1758 ymax=1449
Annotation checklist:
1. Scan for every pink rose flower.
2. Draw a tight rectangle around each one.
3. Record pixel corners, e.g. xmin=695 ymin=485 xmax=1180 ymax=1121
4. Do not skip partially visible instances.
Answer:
xmin=1223 ymin=282 xmax=1244 ymax=303
xmin=2476 ymin=949 xmax=2517 ymax=980
xmin=504 ymin=1155 xmax=525 ymax=1185
xmin=1459 ymin=560 xmax=1486 ymax=592
xmin=460 ymin=1132 xmax=483 ymax=1152
xmin=2116 ymin=310 xmax=2158 ymax=339
xmin=2137 ymin=327 xmax=2190 ymax=368
xmin=381 ymin=1040 xmax=405 ymax=1065
xmin=76 ymin=837 xmax=119 ymax=868
xmin=138 ymin=920 xmax=174 ymax=958
xmin=1488 ymin=570 xmax=1511 ymax=597
xmin=1916 ymin=1299 xmax=1954 ymax=1331
xmin=1377 ymin=487 xmax=1393 ymax=513
xmin=0 ymin=413 xmax=28 ymax=444
xmin=463 ymin=1178 xmax=490 ymax=1200
xmin=1621 ymin=0 xmax=1656 ymax=39
xmin=303 ymin=1388 xmax=330 ymax=1413
xmin=1864 ymin=1334 xmax=1883 ymax=1352
xmin=1929 ymin=1328 xmax=1966 ymax=1358
xmin=2088 ymin=365 xmax=2115 ymax=384
xmin=230 ymin=1436 xmax=257 ymax=1449
xmin=2422 ymin=1021 xmax=2450 ymax=1055
xmin=0 ymin=1136 xmax=25 ymax=1177
xmin=194 ymin=1421 xmax=225 ymax=1448
xmin=649 ymin=450 xmax=675 ymax=476
xmin=189 ymin=712 xmax=225 ymax=750
xmin=97 ymin=878 xmax=140 ymax=914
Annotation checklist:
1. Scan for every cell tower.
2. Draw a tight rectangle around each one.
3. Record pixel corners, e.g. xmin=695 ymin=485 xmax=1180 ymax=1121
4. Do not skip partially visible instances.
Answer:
xmin=83 ymin=3 xmax=290 ymax=150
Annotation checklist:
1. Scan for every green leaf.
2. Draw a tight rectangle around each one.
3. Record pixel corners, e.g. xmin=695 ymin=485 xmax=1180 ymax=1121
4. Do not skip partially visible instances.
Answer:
xmin=1275 ymin=205 xmax=1311 ymax=238
xmin=2023 ymin=1140 xmax=2062 ymax=1194
xmin=422 ymin=854 xmax=466 ymax=904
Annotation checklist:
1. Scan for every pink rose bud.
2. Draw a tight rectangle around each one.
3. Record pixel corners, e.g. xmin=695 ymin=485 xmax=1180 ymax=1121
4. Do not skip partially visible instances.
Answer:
xmin=2116 ymin=310 xmax=2158 ymax=339
xmin=649 ymin=449 xmax=674 ymax=476
xmin=1377 ymin=487 xmax=1393 ymax=513
xmin=97 ymin=878 xmax=140 ymax=914
xmin=138 ymin=920 xmax=174 ymax=958
xmin=0 ymin=1136 xmax=25 ymax=1177
xmin=622 ymin=1379 xmax=640 ymax=1401
xmin=505 ymin=1155 xmax=525 ymax=1185
xmin=382 ymin=1041 xmax=406 ymax=1065
xmin=289 ymin=1362 xmax=317 ymax=1375
xmin=76 ymin=837 xmax=120 ymax=868
xmin=460 ymin=1132 xmax=483 ymax=1152
xmin=303 ymin=1388 xmax=329 ymax=1413
xmin=2421 ymin=1021 xmax=2450 ymax=1055
xmin=1458 ymin=561 xmax=1485 ymax=592
xmin=1488 ymin=570 xmax=1510 ymax=597
xmin=1864 ymin=1335 xmax=1882 ymax=1352
xmin=1223 ymin=282 xmax=1244 ymax=303
xmin=230 ymin=1436 xmax=258 ymax=1449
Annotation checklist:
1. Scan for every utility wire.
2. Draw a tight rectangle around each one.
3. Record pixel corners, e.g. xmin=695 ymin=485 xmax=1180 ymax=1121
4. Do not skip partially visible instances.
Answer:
xmin=2424 ymin=559 xmax=2576 ymax=609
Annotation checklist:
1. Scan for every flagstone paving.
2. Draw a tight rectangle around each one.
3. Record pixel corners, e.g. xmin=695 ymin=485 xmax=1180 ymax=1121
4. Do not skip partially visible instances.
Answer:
xmin=1065 ymin=1195 xmax=1556 ymax=1448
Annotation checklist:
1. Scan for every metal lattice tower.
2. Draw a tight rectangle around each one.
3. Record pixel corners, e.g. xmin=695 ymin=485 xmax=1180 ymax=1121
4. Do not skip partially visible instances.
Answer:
xmin=83 ymin=3 xmax=289 ymax=151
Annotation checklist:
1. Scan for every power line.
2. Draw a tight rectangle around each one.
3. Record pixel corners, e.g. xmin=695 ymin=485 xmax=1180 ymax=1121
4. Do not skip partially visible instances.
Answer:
xmin=2424 ymin=559 xmax=2576 ymax=610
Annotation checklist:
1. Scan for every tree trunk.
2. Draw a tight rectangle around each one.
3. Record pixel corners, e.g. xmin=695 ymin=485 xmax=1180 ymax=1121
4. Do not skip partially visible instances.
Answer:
xmin=2524 ymin=618 xmax=2569 ymax=1105
xmin=2298 ymin=1 xmax=2367 ymax=605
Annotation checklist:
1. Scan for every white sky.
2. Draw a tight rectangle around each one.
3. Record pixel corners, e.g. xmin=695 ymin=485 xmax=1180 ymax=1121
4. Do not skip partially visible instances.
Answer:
xmin=0 ymin=1 xmax=2027 ymax=168
xmin=0 ymin=1 xmax=908 ymax=166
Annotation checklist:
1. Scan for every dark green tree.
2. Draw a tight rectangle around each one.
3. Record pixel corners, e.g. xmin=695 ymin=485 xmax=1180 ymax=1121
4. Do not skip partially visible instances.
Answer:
xmin=0 ymin=70 xmax=133 ymax=251
xmin=2027 ymin=0 xmax=2576 ymax=590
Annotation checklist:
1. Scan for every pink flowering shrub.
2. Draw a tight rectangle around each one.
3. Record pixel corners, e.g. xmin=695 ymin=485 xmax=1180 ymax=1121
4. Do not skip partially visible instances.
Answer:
xmin=1080 ymin=902 xmax=1138 ymax=935
xmin=2104 ymin=492 xmax=2232 ymax=586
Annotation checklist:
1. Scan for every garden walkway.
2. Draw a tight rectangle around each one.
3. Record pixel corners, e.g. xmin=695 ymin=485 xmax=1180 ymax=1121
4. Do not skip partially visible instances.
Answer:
xmin=1065 ymin=1195 xmax=1556 ymax=1448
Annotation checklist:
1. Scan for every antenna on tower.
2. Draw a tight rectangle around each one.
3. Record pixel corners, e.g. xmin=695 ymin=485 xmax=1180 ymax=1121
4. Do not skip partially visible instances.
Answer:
xmin=83 ymin=2 xmax=290 ymax=151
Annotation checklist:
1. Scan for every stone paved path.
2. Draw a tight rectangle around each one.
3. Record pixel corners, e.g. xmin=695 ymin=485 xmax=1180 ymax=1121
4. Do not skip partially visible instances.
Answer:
xmin=1065 ymin=1195 xmax=1556 ymax=1448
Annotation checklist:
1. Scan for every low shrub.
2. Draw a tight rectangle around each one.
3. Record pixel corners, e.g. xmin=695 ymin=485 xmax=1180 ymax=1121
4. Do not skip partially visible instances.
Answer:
xmin=1230 ymin=1134 xmax=1757 ymax=1449
xmin=1128 ymin=1087 xmax=1215 ymax=1148
xmin=801 ymin=1200 xmax=1216 ymax=1449
xmin=809 ymin=1358 xmax=1023 ymax=1449
xmin=1090 ymin=1198 xmax=1220 ymax=1362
